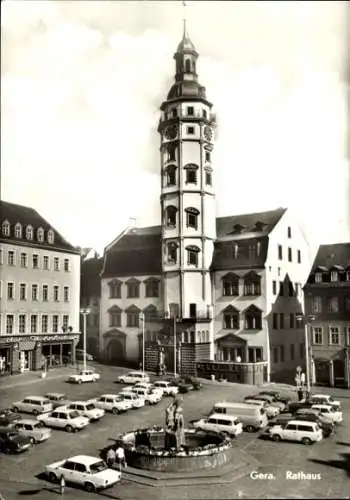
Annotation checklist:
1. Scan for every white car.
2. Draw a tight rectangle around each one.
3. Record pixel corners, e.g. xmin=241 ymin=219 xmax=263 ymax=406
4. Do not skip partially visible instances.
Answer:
xmin=131 ymin=387 xmax=162 ymax=405
xmin=192 ymin=414 xmax=243 ymax=437
xmin=118 ymin=391 xmax=145 ymax=408
xmin=311 ymin=404 xmax=343 ymax=423
xmin=12 ymin=396 xmax=53 ymax=416
xmin=68 ymin=370 xmax=100 ymax=384
xmin=269 ymin=419 xmax=323 ymax=445
xmin=65 ymin=402 xmax=105 ymax=422
xmin=309 ymin=394 xmax=341 ymax=409
xmin=153 ymin=380 xmax=179 ymax=397
xmin=244 ymin=399 xmax=280 ymax=418
xmin=14 ymin=419 xmax=52 ymax=444
xmin=134 ymin=383 xmax=163 ymax=398
xmin=45 ymin=455 xmax=121 ymax=493
xmin=37 ymin=408 xmax=89 ymax=432
xmin=92 ymin=394 xmax=133 ymax=414
xmin=117 ymin=371 xmax=150 ymax=384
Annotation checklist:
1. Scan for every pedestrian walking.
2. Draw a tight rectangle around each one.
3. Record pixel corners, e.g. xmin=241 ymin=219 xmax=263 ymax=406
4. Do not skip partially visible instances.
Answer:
xmin=106 ymin=447 xmax=116 ymax=468
xmin=59 ymin=475 xmax=65 ymax=495
xmin=116 ymin=445 xmax=127 ymax=471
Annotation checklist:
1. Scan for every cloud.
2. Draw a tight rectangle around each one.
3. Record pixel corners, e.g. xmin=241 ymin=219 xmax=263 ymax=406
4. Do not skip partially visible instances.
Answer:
xmin=1 ymin=0 xmax=349 ymax=254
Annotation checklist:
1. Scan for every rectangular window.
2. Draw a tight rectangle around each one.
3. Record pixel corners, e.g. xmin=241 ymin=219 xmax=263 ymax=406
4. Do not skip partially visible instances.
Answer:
xmin=31 ymin=284 xmax=38 ymax=301
xmin=167 ymin=144 xmax=176 ymax=161
xmin=328 ymin=297 xmax=339 ymax=313
xmin=41 ymin=315 xmax=48 ymax=333
xmin=43 ymin=256 xmax=49 ymax=270
xmin=7 ymin=282 xmax=14 ymax=300
xmin=272 ymin=313 xmax=278 ymax=329
xmin=330 ymin=327 xmax=340 ymax=345
xmin=145 ymin=281 xmax=159 ymax=298
xmin=288 ymin=247 xmax=292 ymax=262
xmin=330 ymin=271 xmax=338 ymax=282
xmin=54 ymin=257 xmax=59 ymax=271
xmin=311 ymin=296 xmax=322 ymax=313
xmin=279 ymin=282 xmax=284 ymax=296
xmin=32 ymin=254 xmax=39 ymax=269
xmin=273 ymin=347 xmax=278 ymax=363
xmin=64 ymin=286 xmax=69 ymax=302
xmin=172 ymin=108 xmax=178 ymax=118
xmin=110 ymin=313 xmax=121 ymax=327
xmin=290 ymin=344 xmax=295 ymax=360
xmin=187 ymin=106 xmax=194 ymax=116
xmin=186 ymin=169 xmax=197 ymax=184
xmin=312 ymin=327 xmax=323 ymax=345
xmin=280 ymin=345 xmax=285 ymax=362
xmin=287 ymin=227 xmax=292 ymax=238
xmin=30 ymin=315 xmax=37 ymax=333
xmin=20 ymin=252 xmax=27 ymax=268
xmin=53 ymin=285 xmax=59 ymax=302
xmin=127 ymin=313 xmax=139 ymax=327
xmin=19 ymin=314 xmax=26 ymax=334
xmin=272 ymin=280 xmax=277 ymax=295
xmin=63 ymin=315 xmax=69 ymax=330
xmin=8 ymin=251 xmax=15 ymax=266
xmin=0 ymin=249 xmax=3 ymax=265
xmin=202 ymin=109 xmax=207 ymax=118
xmin=52 ymin=315 xmax=58 ymax=333
xmin=127 ymin=282 xmax=139 ymax=298
xmin=64 ymin=259 xmax=69 ymax=272
xmin=6 ymin=315 xmax=14 ymax=334
xmin=186 ymin=211 xmax=198 ymax=228
xmin=42 ymin=285 xmax=48 ymax=301
xmin=187 ymin=126 xmax=195 ymax=135
xmin=279 ymin=313 xmax=284 ymax=329
xmin=297 ymin=250 xmax=301 ymax=263
xmin=20 ymin=283 xmax=27 ymax=301
xmin=109 ymin=282 xmax=121 ymax=299
xmin=187 ymin=249 xmax=198 ymax=266
xmin=205 ymin=170 xmax=212 ymax=185
xmin=278 ymin=245 xmax=283 ymax=260
xmin=289 ymin=313 xmax=295 ymax=329
xmin=205 ymin=151 xmax=211 ymax=162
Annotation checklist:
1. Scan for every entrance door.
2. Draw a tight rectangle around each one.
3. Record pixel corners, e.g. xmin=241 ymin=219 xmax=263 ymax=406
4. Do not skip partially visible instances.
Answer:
xmin=19 ymin=351 xmax=31 ymax=372
xmin=333 ymin=359 xmax=345 ymax=388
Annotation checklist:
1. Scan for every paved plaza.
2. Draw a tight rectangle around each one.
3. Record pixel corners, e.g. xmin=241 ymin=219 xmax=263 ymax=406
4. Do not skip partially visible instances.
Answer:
xmin=0 ymin=363 xmax=349 ymax=499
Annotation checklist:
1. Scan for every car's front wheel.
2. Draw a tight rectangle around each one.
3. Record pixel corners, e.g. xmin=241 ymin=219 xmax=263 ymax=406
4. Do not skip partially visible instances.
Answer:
xmin=272 ymin=434 xmax=281 ymax=442
xmin=112 ymin=407 xmax=120 ymax=415
xmin=13 ymin=407 xmax=19 ymax=413
xmin=84 ymin=482 xmax=96 ymax=493
xmin=32 ymin=409 xmax=39 ymax=416
xmin=301 ymin=437 xmax=312 ymax=445
xmin=78 ymin=379 xmax=82 ymax=384
xmin=65 ymin=425 xmax=73 ymax=433
xmin=119 ymin=379 xmax=125 ymax=384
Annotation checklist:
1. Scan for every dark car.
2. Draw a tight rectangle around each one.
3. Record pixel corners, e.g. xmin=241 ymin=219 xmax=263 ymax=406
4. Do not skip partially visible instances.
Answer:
xmin=258 ymin=391 xmax=294 ymax=405
xmin=286 ymin=401 xmax=313 ymax=413
xmin=173 ymin=377 xmax=202 ymax=394
xmin=0 ymin=427 xmax=32 ymax=454
xmin=0 ymin=409 xmax=22 ymax=427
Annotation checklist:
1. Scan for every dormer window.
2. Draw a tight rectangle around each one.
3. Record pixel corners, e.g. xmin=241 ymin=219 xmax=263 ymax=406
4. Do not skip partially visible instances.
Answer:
xmin=26 ymin=225 xmax=33 ymax=240
xmin=184 ymin=164 xmax=198 ymax=184
xmin=47 ymin=229 xmax=54 ymax=244
xmin=232 ymin=224 xmax=245 ymax=234
xmin=2 ymin=220 xmax=10 ymax=237
xmin=14 ymin=223 xmax=22 ymax=238
xmin=165 ymin=206 xmax=177 ymax=227
xmin=254 ymin=221 xmax=266 ymax=232
xmin=37 ymin=227 xmax=44 ymax=242
xmin=165 ymin=165 xmax=176 ymax=186
xmin=331 ymin=271 xmax=338 ymax=282
xmin=185 ymin=207 xmax=199 ymax=229
xmin=315 ymin=273 xmax=322 ymax=283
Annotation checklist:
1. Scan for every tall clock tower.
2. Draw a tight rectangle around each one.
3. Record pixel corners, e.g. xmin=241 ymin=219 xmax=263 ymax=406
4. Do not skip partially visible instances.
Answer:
xmin=158 ymin=25 xmax=216 ymax=350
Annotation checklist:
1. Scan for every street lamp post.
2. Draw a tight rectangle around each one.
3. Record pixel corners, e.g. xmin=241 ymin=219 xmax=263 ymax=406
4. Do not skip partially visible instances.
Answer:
xmin=173 ymin=315 xmax=177 ymax=378
xmin=139 ymin=312 xmax=145 ymax=374
xmin=296 ymin=313 xmax=315 ymax=393
xmin=80 ymin=308 xmax=91 ymax=371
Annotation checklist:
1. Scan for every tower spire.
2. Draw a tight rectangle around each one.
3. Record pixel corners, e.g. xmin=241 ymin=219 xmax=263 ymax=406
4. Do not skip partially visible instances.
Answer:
xmin=182 ymin=1 xmax=187 ymax=39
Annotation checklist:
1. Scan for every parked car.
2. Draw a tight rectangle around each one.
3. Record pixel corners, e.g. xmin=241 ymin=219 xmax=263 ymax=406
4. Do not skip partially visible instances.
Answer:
xmin=45 ymin=455 xmax=121 ymax=492
xmin=192 ymin=413 xmax=243 ymax=437
xmin=117 ymin=372 xmax=150 ymax=384
xmin=258 ymin=391 xmax=294 ymax=405
xmin=133 ymin=383 xmax=163 ymax=398
xmin=68 ymin=370 xmax=100 ymax=384
xmin=286 ymin=400 xmax=313 ymax=414
xmin=294 ymin=409 xmax=334 ymax=437
xmin=269 ymin=420 xmax=323 ymax=445
xmin=307 ymin=394 xmax=341 ymax=409
xmin=244 ymin=399 xmax=280 ymax=418
xmin=44 ymin=393 xmax=72 ymax=409
xmin=37 ymin=409 xmax=89 ymax=432
xmin=75 ymin=349 xmax=94 ymax=362
xmin=212 ymin=402 xmax=268 ymax=432
xmin=0 ymin=427 xmax=32 ymax=454
xmin=245 ymin=394 xmax=285 ymax=411
xmin=176 ymin=378 xmax=194 ymax=393
xmin=118 ymin=391 xmax=145 ymax=409
xmin=0 ymin=409 xmax=21 ymax=427
xmin=92 ymin=394 xmax=132 ymax=414
xmin=131 ymin=387 xmax=162 ymax=405
xmin=14 ymin=419 xmax=52 ymax=444
xmin=153 ymin=380 xmax=179 ymax=397
xmin=12 ymin=396 xmax=53 ymax=416
xmin=65 ymin=402 xmax=105 ymax=422
xmin=311 ymin=404 xmax=343 ymax=423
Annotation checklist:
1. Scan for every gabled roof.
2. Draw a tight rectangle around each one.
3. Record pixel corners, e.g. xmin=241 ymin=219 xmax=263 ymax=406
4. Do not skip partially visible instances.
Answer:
xmin=0 ymin=200 xmax=79 ymax=253
xmin=310 ymin=243 xmax=350 ymax=272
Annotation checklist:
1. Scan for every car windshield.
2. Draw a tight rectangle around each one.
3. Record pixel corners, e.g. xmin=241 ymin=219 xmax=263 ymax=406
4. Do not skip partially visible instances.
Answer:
xmin=69 ymin=411 xmax=80 ymax=419
xmin=86 ymin=404 xmax=95 ymax=411
xmin=90 ymin=460 xmax=108 ymax=473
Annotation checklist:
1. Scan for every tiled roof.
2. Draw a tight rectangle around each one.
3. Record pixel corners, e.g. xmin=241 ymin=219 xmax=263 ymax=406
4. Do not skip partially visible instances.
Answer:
xmin=310 ymin=243 xmax=350 ymax=272
xmin=0 ymin=200 xmax=78 ymax=253
xmin=81 ymin=257 xmax=104 ymax=298
xmin=101 ymin=208 xmax=286 ymax=278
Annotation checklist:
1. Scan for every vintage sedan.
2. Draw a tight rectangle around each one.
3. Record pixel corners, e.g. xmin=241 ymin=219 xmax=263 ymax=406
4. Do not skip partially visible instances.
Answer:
xmin=65 ymin=402 xmax=105 ymax=422
xmin=244 ymin=399 xmax=280 ymax=418
xmin=308 ymin=394 xmax=341 ymax=409
xmin=67 ymin=370 xmax=100 ymax=384
xmin=12 ymin=396 xmax=53 ymax=415
xmin=37 ymin=409 xmax=89 ymax=432
xmin=0 ymin=409 xmax=22 ymax=427
xmin=117 ymin=371 xmax=150 ymax=384
xmin=44 ymin=393 xmax=72 ymax=409
xmin=311 ymin=404 xmax=343 ymax=423
xmin=153 ymin=380 xmax=179 ymax=397
xmin=92 ymin=395 xmax=132 ymax=414
xmin=45 ymin=455 xmax=121 ymax=492
xmin=245 ymin=394 xmax=286 ymax=411
xmin=118 ymin=391 xmax=145 ymax=409
xmin=131 ymin=387 xmax=162 ymax=405
xmin=14 ymin=419 xmax=51 ymax=444
xmin=0 ymin=427 xmax=32 ymax=454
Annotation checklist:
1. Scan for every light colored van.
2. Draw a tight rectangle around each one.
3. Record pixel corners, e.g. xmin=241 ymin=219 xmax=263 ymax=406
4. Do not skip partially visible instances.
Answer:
xmin=12 ymin=396 xmax=53 ymax=415
xmin=212 ymin=402 xmax=268 ymax=432
xmin=193 ymin=413 xmax=243 ymax=437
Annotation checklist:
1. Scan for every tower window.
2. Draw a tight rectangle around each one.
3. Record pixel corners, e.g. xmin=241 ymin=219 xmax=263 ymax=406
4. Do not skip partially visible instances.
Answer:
xmin=172 ymin=108 xmax=178 ymax=118
xmin=186 ymin=245 xmax=200 ymax=266
xmin=205 ymin=151 xmax=211 ymax=162
xmin=167 ymin=242 xmax=178 ymax=264
xmin=184 ymin=164 xmax=198 ymax=184
xmin=202 ymin=109 xmax=207 ymax=118
xmin=187 ymin=106 xmax=194 ymax=116
xmin=205 ymin=170 xmax=212 ymax=186
xmin=287 ymin=226 xmax=292 ymax=238
xmin=185 ymin=59 xmax=191 ymax=73
xmin=187 ymin=126 xmax=195 ymax=135
xmin=185 ymin=207 xmax=199 ymax=229
xmin=165 ymin=165 xmax=176 ymax=186
xmin=166 ymin=144 xmax=176 ymax=162
xmin=165 ymin=206 xmax=177 ymax=227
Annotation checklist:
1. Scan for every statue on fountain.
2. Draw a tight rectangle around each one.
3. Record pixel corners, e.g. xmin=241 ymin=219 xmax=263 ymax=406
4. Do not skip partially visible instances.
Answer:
xmin=165 ymin=397 xmax=185 ymax=450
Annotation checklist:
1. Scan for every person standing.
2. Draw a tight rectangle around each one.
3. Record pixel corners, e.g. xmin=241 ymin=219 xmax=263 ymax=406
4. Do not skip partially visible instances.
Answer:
xmin=106 ymin=447 xmax=116 ymax=468
xmin=59 ymin=475 xmax=65 ymax=495
xmin=116 ymin=445 xmax=127 ymax=471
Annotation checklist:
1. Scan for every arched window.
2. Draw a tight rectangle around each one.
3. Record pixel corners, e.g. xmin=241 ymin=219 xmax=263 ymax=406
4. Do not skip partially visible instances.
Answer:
xmin=165 ymin=206 xmax=177 ymax=227
xmin=244 ymin=305 xmax=262 ymax=330
xmin=26 ymin=225 xmax=33 ymax=240
xmin=222 ymin=273 xmax=239 ymax=296
xmin=47 ymin=229 xmax=55 ymax=244
xmin=165 ymin=165 xmax=176 ymax=186
xmin=223 ymin=305 xmax=240 ymax=329
xmin=2 ymin=220 xmax=10 ymax=237
xmin=244 ymin=272 xmax=261 ymax=296
xmin=185 ymin=58 xmax=191 ymax=73
xmin=143 ymin=305 xmax=158 ymax=323
xmin=184 ymin=163 xmax=198 ymax=184
xmin=14 ymin=223 xmax=22 ymax=238
xmin=108 ymin=305 xmax=122 ymax=327
xmin=186 ymin=245 xmax=200 ymax=267
xmin=126 ymin=304 xmax=141 ymax=327
xmin=37 ymin=227 xmax=44 ymax=242
xmin=167 ymin=241 xmax=178 ymax=264
xmin=185 ymin=207 xmax=199 ymax=229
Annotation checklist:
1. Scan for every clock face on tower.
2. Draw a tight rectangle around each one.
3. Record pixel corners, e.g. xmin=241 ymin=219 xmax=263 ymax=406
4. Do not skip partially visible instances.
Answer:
xmin=164 ymin=124 xmax=178 ymax=140
xmin=203 ymin=126 xmax=213 ymax=141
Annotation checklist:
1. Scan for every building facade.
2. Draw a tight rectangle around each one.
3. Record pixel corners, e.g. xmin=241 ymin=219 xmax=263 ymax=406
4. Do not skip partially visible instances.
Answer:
xmin=304 ymin=243 xmax=350 ymax=388
xmin=0 ymin=201 xmax=81 ymax=374
xmin=99 ymin=29 xmax=311 ymax=382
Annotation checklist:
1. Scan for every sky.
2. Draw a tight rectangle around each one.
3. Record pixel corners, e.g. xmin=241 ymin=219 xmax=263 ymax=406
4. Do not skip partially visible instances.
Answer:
xmin=1 ymin=0 xmax=349 ymax=255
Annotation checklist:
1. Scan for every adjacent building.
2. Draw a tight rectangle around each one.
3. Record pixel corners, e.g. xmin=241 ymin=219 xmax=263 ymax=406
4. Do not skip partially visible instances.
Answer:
xmin=99 ymin=28 xmax=311 ymax=383
xmin=304 ymin=243 xmax=350 ymax=388
xmin=0 ymin=200 xmax=81 ymax=374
